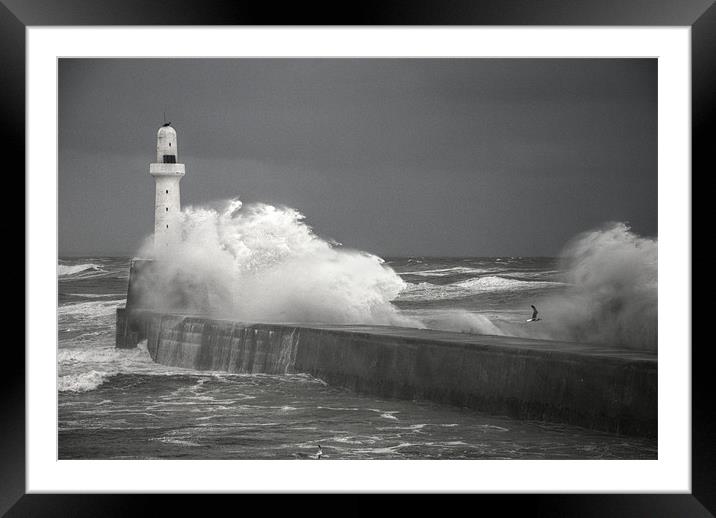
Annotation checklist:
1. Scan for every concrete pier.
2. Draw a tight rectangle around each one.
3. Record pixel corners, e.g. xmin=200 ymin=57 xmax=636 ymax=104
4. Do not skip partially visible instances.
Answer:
xmin=116 ymin=309 xmax=657 ymax=437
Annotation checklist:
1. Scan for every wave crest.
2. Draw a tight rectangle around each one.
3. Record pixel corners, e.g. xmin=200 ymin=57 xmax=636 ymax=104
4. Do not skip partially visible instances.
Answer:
xmin=58 ymin=370 xmax=113 ymax=392
xmin=397 ymin=275 xmax=563 ymax=302
xmin=140 ymin=199 xmax=421 ymax=327
xmin=58 ymin=263 xmax=102 ymax=276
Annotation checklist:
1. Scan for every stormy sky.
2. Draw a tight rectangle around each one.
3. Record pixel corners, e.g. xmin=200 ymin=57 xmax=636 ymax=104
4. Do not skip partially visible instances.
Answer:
xmin=58 ymin=58 xmax=656 ymax=257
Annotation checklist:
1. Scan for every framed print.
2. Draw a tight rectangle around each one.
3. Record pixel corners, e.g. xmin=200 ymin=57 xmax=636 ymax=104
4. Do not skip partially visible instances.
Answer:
xmin=7 ymin=0 xmax=710 ymax=514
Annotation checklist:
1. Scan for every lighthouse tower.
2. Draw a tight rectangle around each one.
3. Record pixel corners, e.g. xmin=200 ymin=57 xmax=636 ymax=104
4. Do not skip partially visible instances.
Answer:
xmin=149 ymin=123 xmax=185 ymax=253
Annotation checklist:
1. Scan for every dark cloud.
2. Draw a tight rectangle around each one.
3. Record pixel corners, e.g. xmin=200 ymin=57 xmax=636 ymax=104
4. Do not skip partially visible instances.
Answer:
xmin=59 ymin=58 xmax=656 ymax=257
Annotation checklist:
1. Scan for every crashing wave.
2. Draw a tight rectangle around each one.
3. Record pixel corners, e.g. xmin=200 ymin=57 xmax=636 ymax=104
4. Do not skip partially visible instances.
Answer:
xmin=58 ymin=370 xmax=113 ymax=392
xmin=138 ymin=199 xmax=421 ymax=327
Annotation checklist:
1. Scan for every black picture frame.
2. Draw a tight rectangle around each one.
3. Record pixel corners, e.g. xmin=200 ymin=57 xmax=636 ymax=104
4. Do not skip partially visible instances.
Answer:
xmin=7 ymin=0 xmax=709 ymax=514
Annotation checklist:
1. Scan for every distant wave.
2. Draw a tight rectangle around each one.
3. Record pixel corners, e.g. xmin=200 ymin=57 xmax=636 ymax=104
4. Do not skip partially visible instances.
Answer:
xmin=399 ymin=267 xmax=491 ymax=277
xmin=58 ymin=300 xmax=125 ymax=318
xmin=65 ymin=293 xmax=124 ymax=299
xmin=454 ymin=276 xmax=563 ymax=291
xmin=396 ymin=275 xmax=564 ymax=301
xmin=58 ymin=263 xmax=102 ymax=276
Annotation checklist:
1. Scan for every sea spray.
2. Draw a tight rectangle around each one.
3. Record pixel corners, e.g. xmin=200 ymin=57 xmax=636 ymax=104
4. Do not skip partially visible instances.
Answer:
xmin=139 ymin=199 xmax=421 ymax=327
xmin=419 ymin=310 xmax=505 ymax=336
xmin=503 ymin=223 xmax=657 ymax=350
xmin=553 ymin=222 xmax=657 ymax=349
xmin=135 ymin=200 xmax=656 ymax=348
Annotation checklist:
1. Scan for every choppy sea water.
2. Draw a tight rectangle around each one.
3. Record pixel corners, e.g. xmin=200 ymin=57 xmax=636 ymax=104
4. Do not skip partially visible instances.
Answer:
xmin=58 ymin=257 xmax=656 ymax=460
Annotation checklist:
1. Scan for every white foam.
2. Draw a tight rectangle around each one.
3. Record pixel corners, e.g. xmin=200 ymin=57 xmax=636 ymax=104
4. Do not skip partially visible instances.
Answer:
xmin=396 ymin=276 xmax=562 ymax=302
xmin=528 ymin=223 xmax=658 ymax=349
xmin=454 ymin=276 xmax=563 ymax=291
xmin=137 ymin=198 xmax=422 ymax=328
xmin=58 ymin=370 xmax=113 ymax=392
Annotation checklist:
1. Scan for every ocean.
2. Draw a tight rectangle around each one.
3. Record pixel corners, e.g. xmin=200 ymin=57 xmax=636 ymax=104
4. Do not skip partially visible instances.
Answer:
xmin=58 ymin=256 xmax=657 ymax=460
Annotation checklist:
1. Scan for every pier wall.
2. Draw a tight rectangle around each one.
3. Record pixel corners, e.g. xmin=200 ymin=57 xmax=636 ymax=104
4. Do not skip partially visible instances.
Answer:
xmin=116 ymin=309 xmax=657 ymax=437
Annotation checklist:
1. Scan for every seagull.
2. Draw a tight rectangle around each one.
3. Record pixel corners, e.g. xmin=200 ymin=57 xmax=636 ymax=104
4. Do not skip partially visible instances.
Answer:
xmin=527 ymin=305 xmax=541 ymax=322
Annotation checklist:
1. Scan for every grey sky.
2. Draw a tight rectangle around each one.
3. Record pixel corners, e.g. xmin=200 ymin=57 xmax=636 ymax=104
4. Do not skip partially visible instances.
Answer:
xmin=59 ymin=58 xmax=656 ymax=257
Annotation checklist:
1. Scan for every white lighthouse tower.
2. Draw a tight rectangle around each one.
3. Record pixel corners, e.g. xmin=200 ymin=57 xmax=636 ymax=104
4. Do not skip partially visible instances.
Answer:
xmin=149 ymin=123 xmax=185 ymax=254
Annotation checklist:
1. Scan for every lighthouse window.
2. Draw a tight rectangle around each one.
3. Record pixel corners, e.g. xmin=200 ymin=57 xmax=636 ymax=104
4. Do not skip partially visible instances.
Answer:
xmin=166 ymin=207 xmax=169 ymax=212
xmin=166 ymin=190 xmax=169 ymax=194
xmin=166 ymin=225 xmax=169 ymax=229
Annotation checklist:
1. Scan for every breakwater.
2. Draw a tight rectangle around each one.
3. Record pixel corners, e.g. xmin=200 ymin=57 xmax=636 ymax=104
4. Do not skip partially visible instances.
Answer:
xmin=116 ymin=308 xmax=657 ymax=437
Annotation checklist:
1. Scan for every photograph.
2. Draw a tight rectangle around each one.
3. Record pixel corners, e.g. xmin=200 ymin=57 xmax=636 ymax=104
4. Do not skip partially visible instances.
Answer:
xmin=58 ymin=57 xmax=658 ymax=461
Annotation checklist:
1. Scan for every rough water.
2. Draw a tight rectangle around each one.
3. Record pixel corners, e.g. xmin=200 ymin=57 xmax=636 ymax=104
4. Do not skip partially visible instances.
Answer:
xmin=58 ymin=256 xmax=657 ymax=460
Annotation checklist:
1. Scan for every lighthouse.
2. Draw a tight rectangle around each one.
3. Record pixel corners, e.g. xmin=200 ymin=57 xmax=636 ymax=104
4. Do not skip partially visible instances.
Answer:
xmin=149 ymin=123 xmax=185 ymax=253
